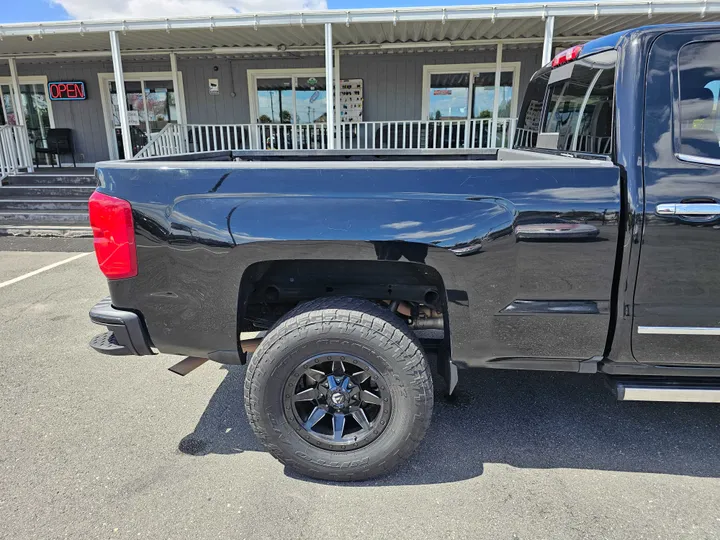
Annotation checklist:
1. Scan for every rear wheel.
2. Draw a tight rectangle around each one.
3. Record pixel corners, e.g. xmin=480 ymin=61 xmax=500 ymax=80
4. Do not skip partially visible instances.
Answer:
xmin=244 ymin=297 xmax=434 ymax=481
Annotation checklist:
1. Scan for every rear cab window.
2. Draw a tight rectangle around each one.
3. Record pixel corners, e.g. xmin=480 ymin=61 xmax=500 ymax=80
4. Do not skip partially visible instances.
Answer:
xmin=515 ymin=49 xmax=617 ymax=156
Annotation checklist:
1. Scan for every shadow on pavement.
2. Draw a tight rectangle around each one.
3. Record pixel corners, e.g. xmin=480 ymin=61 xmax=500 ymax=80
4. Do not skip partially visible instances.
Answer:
xmin=179 ymin=365 xmax=720 ymax=485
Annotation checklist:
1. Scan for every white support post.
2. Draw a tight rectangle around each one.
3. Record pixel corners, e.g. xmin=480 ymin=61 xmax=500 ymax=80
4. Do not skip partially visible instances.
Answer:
xmin=491 ymin=43 xmax=503 ymax=149
xmin=169 ymin=53 xmax=183 ymax=125
xmin=334 ymin=48 xmax=341 ymax=149
xmin=8 ymin=58 xmax=33 ymax=172
xmin=109 ymin=30 xmax=133 ymax=159
xmin=8 ymin=59 xmax=25 ymax=127
xmin=542 ymin=16 xmax=555 ymax=66
xmin=169 ymin=52 xmax=187 ymax=152
xmin=324 ymin=23 xmax=335 ymax=150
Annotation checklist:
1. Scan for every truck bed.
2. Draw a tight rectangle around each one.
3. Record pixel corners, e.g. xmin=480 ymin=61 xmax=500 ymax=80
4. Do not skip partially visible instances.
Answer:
xmin=96 ymin=148 xmax=620 ymax=369
xmin=131 ymin=148 xmax=585 ymax=163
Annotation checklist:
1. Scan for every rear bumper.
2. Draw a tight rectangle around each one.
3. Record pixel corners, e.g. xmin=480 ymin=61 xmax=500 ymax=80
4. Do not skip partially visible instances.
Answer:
xmin=89 ymin=297 xmax=154 ymax=356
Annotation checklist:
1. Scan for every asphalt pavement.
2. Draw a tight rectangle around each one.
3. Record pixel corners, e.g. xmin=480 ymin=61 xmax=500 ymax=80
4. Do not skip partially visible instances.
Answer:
xmin=1 ymin=241 xmax=720 ymax=540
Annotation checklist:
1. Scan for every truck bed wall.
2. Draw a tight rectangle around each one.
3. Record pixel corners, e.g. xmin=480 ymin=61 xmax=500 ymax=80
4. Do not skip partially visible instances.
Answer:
xmin=97 ymin=157 xmax=620 ymax=366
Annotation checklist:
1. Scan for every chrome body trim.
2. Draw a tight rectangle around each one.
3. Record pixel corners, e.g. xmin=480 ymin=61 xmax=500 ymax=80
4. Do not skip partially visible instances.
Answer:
xmin=617 ymin=384 xmax=720 ymax=403
xmin=655 ymin=202 xmax=720 ymax=216
xmin=676 ymin=152 xmax=720 ymax=167
xmin=638 ymin=326 xmax=720 ymax=335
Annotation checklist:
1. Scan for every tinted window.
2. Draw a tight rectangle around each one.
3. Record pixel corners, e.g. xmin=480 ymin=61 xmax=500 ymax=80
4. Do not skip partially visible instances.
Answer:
xmin=514 ymin=71 xmax=548 ymax=148
xmin=678 ymin=41 xmax=720 ymax=160
xmin=515 ymin=50 xmax=616 ymax=155
xmin=573 ymin=68 xmax=614 ymax=154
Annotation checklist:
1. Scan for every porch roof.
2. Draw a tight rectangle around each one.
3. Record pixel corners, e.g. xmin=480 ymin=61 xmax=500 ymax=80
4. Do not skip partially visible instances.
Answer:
xmin=0 ymin=0 xmax=718 ymax=59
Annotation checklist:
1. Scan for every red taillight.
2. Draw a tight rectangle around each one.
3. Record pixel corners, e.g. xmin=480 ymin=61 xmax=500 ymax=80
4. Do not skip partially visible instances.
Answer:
xmin=551 ymin=45 xmax=583 ymax=68
xmin=88 ymin=191 xmax=137 ymax=279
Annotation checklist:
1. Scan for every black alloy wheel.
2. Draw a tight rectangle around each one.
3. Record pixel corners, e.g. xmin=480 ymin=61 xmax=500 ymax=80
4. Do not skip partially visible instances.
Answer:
xmin=285 ymin=353 xmax=391 ymax=450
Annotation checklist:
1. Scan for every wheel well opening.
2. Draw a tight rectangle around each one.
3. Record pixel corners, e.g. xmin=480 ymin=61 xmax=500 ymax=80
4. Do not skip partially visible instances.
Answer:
xmin=237 ymin=259 xmax=449 ymax=340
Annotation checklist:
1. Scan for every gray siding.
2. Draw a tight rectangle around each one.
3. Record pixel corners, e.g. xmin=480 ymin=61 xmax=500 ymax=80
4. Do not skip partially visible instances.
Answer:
xmin=2 ymin=46 xmax=541 ymax=162
xmin=341 ymin=46 xmax=541 ymax=121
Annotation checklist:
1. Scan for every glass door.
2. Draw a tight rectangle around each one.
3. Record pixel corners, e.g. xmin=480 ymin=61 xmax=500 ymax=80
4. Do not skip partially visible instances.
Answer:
xmin=109 ymin=79 xmax=176 ymax=159
xmin=253 ymin=74 xmax=327 ymax=149
xmin=256 ymin=78 xmax=293 ymax=124
xmin=427 ymin=73 xmax=470 ymax=120
xmin=0 ymin=82 xmax=52 ymax=164
xmin=472 ymin=71 xmax=514 ymax=147
xmin=295 ymin=76 xmax=327 ymax=124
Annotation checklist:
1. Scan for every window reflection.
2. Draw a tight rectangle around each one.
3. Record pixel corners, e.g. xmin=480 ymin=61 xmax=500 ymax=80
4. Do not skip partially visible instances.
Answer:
xmin=256 ymin=77 xmax=328 ymax=124
xmin=678 ymin=41 xmax=720 ymax=160
xmin=427 ymin=70 xmax=514 ymax=121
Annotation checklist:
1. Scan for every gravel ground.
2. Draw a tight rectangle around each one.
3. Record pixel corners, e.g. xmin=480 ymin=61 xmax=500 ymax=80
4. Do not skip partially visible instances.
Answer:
xmin=1 ymin=245 xmax=720 ymax=540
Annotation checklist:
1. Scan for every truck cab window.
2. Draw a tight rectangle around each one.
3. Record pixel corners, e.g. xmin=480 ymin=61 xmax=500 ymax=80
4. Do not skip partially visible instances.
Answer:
xmin=678 ymin=41 xmax=720 ymax=160
xmin=514 ymin=70 xmax=549 ymax=148
xmin=515 ymin=50 xmax=616 ymax=155
xmin=543 ymin=65 xmax=614 ymax=153
xmin=573 ymin=69 xmax=614 ymax=153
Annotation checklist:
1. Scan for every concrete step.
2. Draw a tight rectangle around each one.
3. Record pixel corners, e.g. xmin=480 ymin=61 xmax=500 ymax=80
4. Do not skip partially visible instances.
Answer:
xmin=4 ymin=174 xmax=97 ymax=187
xmin=0 ymin=225 xmax=93 ymax=238
xmin=0 ymin=210 xmax=89 ymax=225
xmin=0 ymin=199 xmax=89 ymax=211
xmin=0 ymin=185 xmax=95 ymax=198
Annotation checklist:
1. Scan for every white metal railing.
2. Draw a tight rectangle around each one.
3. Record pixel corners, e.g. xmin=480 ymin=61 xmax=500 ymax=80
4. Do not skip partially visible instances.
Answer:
xmin=0 ymin=124 xmax=33 ymax=180
xmin=134 ymin=122 xmax=331 ymax=158
xmin=337 ymin=118 xmax=516 ymax=150
xmin=513 ymin=127 xmax=537 ymax=149
xmin=133 ymin=123 xmax=188 ymax=158
xmin=132 ymin=119 xmax=518 ymax=159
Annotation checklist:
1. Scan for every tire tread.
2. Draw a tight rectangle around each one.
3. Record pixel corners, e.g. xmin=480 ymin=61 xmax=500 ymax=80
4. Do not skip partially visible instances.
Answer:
xmin=244 ymin=297 xmax=433 ymax=481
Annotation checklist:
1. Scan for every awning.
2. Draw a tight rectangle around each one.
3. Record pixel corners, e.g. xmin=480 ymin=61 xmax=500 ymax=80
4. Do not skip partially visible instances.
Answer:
xmin=0 ymin=0 xmax=718 ymax=58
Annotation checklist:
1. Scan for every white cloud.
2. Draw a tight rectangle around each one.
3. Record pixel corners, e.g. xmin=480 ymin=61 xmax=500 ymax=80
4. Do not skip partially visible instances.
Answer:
xmin=381 ymin=221 xmax=422 ymax=230
xmin=51 ymin=0 xmax=327 ymax=20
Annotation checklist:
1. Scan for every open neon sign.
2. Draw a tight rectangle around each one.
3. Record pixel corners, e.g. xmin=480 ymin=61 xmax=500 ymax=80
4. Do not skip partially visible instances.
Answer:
xmin=48 ymin=81 xmax=87 ymax=101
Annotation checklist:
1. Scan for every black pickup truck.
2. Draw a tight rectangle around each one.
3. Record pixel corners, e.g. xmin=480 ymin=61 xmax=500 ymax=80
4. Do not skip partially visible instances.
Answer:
xmin=88 ymin=23 xmax=720 ymax=481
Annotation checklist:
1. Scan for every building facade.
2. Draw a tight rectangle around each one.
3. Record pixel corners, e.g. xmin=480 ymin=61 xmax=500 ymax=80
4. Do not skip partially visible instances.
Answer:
xmin=0 ymin=0 xmax=718 ymax=172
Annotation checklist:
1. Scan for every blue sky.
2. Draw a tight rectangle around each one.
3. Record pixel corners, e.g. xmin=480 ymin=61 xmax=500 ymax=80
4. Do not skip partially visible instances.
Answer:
xmin=1 ymin=0 xmax=542 ymax=25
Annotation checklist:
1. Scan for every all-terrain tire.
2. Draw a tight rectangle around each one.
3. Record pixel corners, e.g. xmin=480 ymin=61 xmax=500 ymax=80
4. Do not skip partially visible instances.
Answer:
xmin=244 ymin=297 xmax=434 ymax=481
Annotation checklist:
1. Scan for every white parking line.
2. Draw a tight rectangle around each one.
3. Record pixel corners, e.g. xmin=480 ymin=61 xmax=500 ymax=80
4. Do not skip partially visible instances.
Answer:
xmin=0 ymin=252 xmax=92 ymax=290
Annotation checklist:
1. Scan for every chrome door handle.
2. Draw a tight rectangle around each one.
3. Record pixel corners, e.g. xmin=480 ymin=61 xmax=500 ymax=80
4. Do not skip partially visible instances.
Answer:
xmin=656 ymin=203 xmax=720 ymax=216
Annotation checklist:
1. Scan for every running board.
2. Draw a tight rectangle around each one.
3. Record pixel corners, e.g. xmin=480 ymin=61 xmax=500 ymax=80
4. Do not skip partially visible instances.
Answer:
xmin=615 ymin=383 xmax=720 ymax=403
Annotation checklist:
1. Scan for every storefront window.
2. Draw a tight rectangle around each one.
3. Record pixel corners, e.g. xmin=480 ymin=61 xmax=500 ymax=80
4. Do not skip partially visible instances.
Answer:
xmin=255 ymin=76 xmax=327 ymax=124
xmin=428 ymin=73 xmax=470 ymax=120
xmin=426 ymin=68 xmax=516 ymax=121
xmin=473 ymin=72 xmax=513 ymax=119
xmin=256 ymin=78 xmax=293 ymax=123
xmin=295 ymin=77 xmax=327 ymax=123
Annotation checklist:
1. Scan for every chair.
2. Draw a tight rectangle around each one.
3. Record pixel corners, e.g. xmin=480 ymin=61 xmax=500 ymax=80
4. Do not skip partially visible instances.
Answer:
xmin=35 ymin=128 xmax=76 ymax=168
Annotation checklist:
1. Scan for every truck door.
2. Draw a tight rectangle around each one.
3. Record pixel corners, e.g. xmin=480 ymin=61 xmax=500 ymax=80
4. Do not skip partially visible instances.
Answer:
xmin=635 ymin=30 xmax=720 ymax=365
